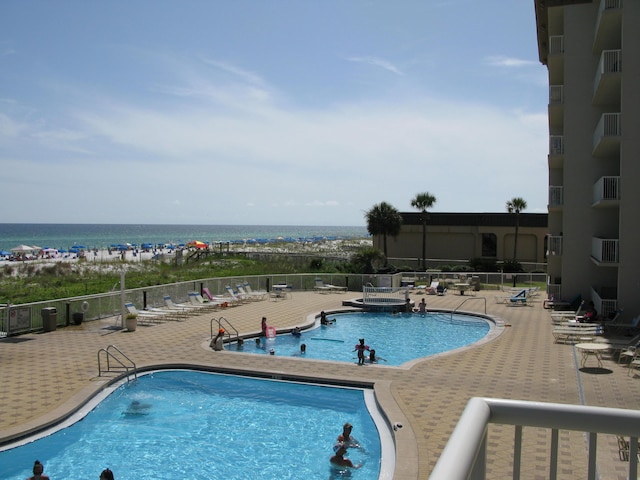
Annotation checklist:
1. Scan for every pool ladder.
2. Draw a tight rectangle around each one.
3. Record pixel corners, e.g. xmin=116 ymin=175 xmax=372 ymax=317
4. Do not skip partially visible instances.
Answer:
xmin=97 ymin=345 xmax=137 ymax=382
xmin=450 ymin=297 xmax=487 ymax=320
xmin=210 ymin=316 xmax=240 ymax=344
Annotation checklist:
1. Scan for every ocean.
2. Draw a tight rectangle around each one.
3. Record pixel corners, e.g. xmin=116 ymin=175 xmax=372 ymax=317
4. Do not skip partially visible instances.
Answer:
xmin=0 ymin=224 xmax=369 ymax=253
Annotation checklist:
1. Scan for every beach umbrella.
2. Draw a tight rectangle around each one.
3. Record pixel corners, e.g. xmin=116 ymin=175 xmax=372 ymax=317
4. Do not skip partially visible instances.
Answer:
xmin=187 ymin=240 xmax=208 ymax=249
xmin=73 ymin=245 xmax=87 ymax=249
xmin=10 ymin=244 xmax=35 ymax=253
xmin=0 ymin=251 xmax=10 ymax=256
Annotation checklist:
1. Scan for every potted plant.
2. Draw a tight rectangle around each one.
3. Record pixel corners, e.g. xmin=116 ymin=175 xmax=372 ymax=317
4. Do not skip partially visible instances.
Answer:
xmin=125 ymin=313 xmax=138 ymax=332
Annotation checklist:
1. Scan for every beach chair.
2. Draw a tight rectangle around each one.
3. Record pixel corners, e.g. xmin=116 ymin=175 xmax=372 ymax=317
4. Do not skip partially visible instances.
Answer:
xmin=425 ymin=281 xmax=439 ymax=295
xmin=243 ymin=282 xmax=268 ymax=300
xmin=236 ymin=283 xmax=264 ymax=301
xmin=550 ymin=300 xmax=585 ymax=322
xmin=495 ymin=289 xmax=528 ymax=305
xmin=125 ymin=303 xmax=170 ymax=325
xmin=436 ymin=284 xmax=447 ymax=296
xmin=225 ymin=285 xmax=250 ymax=303
xmin=202 ymin=287 xmax=237 ymax=307
xmin=187 ymin=292 xmax=219 ymax=311
xmin=162 ymin=295 xmax=195 ymax=317
xmin=314 ymin=278 xmax=347 ymax=293
xmin=607 ymin=315 xmax=640 ymax=336
xmin=314 ymin=278 xmax=332 ymax=293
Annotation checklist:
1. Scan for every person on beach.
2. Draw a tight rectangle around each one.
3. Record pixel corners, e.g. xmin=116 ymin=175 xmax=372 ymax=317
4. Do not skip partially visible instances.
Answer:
xmin=100 ymin=468 xmax=114 ymax=480
xmin=353 ymin=338 xmax=369 ymax=365
xmin=330 ymin=443 xmax=361 ymax=469
xmin=26 ymin=460 xmax=50 ymax=480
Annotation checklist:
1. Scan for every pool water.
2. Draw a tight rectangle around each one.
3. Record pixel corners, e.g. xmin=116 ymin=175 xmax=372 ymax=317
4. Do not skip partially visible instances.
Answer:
xmin=240 ymin=311 xmax=491 ymax=366
xmin=0 ymin=371 xmax=386 ymax=480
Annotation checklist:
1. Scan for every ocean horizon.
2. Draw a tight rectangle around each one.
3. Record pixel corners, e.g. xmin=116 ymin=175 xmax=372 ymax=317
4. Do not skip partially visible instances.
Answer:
xmin=0 ymin=223 xmax=369 ymax=252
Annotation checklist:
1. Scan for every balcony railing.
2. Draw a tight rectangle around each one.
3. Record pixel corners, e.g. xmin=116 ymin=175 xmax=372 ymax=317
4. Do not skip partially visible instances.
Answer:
xmin=548 ymin=186 xmax=563 ymax=209
xmin=594 ymin=0 xmax=623 ymax=53
xmin=549 ymin=135 xmax=564 ymax=155
xmin=547 ymin=236 xmax=563 ymax=256
xmin=593 ymin=175 xmax=620 ymax=205
xmin=593 ymin=50 xmax=622 ymax=105
xmin=549 ymin=85 xmax=563 ymax=105
xmin=429 ymin=397 xmax=640 ymax=480
xmin=549 ymin=35 xmax=564 ymax=55
xmin=593 ymin=113 xmax=621 ymax=156
xmin=592 ymin=237 xmax=619 ymax=264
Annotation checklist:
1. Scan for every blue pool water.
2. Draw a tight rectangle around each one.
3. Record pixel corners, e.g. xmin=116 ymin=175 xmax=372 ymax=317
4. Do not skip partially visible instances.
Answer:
xmin=240 ymin=311 xmax=491 ymax=366
xmin=0 ymin=371 xmax=387 ymax=480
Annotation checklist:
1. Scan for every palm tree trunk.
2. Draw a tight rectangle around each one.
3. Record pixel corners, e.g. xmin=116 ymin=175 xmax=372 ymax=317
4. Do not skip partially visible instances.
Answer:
xmin=421 ymin=219 xmax=426 ymax=269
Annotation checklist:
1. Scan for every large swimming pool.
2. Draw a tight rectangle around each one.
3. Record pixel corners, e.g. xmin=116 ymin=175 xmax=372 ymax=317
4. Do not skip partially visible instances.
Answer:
xmin=237 ymin=311 xmax=491 ymax=366
xmin=0 ymin=370 xmax=391 ymax=480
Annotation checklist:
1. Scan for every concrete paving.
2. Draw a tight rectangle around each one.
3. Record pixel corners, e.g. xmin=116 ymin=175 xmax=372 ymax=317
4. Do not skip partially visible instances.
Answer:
xmin=1 ymin=288 xmax=639 ymax=479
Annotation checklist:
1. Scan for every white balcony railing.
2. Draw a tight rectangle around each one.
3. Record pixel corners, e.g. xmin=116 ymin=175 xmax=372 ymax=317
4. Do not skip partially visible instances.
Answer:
xmin=547 ymin=236 xmax=563 ymax=256
xmin=549 ymin=135 xmax=564 ymax=155
xmin=593 ymin=113 xmax=621 ymax=153
xmin=549 ymin=186 xmax=563 ymax=208
xmin=430 ymin=397 xmax=640 ymax=480
xmin=549 ymin=35 xmax=564 ymax=55
xmin=593 ymin=176 xmax=620 ymax=204
xmin=592 ymin=237 xmax=619 ymax=263
xmin=549 ymin=85 xmax=564 ymax=105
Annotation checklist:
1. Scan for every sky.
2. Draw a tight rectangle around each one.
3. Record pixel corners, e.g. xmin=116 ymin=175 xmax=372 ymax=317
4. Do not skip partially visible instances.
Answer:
xmin=0 ymin=0 xmax=548 ymax=227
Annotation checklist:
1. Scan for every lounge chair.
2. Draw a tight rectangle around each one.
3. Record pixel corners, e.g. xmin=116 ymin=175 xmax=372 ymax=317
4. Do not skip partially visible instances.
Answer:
xmin=236 ymin=284 xmax=264 ymax=301
xmin=162 ymin=295 xmax=195 ymax=317
xmin=314 ymin=278 xmax=347 ymax=293
xmin=552 ymin=324 xmax=602 ymax=344
xmin=495 ymin=289 xmax=528 ymax=305
xmin=202 ymin=287 xmax=238 ymax=307
xmin=436 ymin=284 xmax=447 ymax=295
xmin=187 ymin=292 xmax=219 ymax=311
xmin=545 ymin=293 xmax=582 ymax=311
xmin=125 ymin=303 xmax=170 ymax=324
xmin=425 ymin=281 xmax=439 ymax=295
xmin=314 ymin=278 xmax=332 ymax=293
xmin=225 ymin=285 xmax=250 ymax=303
xmin=550 ymin=300 xmax=585 ymax=322
xmin=243 ymin=282 xmax=268 ymax=300
xmin=607 ymin=315 xmax=640 ymax=336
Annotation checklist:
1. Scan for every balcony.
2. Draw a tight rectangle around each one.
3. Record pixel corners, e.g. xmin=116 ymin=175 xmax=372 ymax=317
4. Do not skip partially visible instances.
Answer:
xmin=548 ymin=135 xmax=564 ymax=169
xmin=592 ymin=237 xmax=619 ymax=265
xmin=592 ymin=176 xmax=620 ymax=207
xmin=593 ymin=0 xmax=623 ymax=54
xmin=547 ymin=236 xmax=563 ymax=257
xmin=548 ymin=186 xmax=563 ymax=211
xmin=429 ymin=397 xmax=640 ymax=480
xmin=547 ymin=35 xmax=564 ymax=74
xmin=548 ymin=85 xmax=564 ymax=130
xmin=593 ymin=50 xmax=621 ymax=106
xmin=593 ymin=113 xmax=621 ymax=157
xmin=591 ymin=286 xmax=618 ymax=318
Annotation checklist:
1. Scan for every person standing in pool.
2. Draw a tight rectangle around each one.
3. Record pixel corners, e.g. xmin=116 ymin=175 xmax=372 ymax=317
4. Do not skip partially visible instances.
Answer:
xmin=26 ymin=460 xmax=50 ymax=480
xmin=261 ymin=316 xmax=268 ymax=336
xmin=330 ymin=443 xmax=361 ymax=469
xmin=100 ymin=468 xmax=115 ymax=480
xmin=353 ymin=338 xmax=369 ymax=365
xmin=414 ymin=298 xmax=427 ymax=313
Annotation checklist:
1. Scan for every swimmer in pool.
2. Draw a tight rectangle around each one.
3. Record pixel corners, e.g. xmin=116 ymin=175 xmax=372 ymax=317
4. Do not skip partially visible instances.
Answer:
xmin=330 ymin=443 xmax=361 ymax=469
xmin=368 ymin=349 xmax=386 ymax=363
xmin=320 ymin=311 xmax=335 ymax=325
xmin=292 ymin=326 xmax=301 ymax=336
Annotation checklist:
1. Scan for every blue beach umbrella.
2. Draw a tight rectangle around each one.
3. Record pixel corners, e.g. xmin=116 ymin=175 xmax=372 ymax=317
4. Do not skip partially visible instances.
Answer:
xmin=0 ymin=251 xmax=10 ymax=256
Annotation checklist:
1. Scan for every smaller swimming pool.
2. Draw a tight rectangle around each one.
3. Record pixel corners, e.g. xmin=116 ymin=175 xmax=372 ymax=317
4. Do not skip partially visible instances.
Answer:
xmin=234 ymin=311 xmax=491 ymax=366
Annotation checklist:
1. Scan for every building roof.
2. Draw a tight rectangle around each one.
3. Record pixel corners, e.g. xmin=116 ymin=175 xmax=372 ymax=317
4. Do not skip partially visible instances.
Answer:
xmin=534 ymin=0 xmax=591 ymax=65
xmin=400 ymin=212 xmax=548 ymax=228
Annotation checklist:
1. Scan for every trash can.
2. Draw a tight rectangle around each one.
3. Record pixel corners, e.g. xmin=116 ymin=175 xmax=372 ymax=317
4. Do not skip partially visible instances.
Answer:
xmin=72 ymin=312 xmax=84 ymax=325
xmin=42 ymin=307 xmax=57 ymax=332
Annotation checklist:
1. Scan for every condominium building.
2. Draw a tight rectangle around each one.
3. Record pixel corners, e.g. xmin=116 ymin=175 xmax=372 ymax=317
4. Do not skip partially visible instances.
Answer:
xmin=534 ymin=0 xmax=639 ymax=316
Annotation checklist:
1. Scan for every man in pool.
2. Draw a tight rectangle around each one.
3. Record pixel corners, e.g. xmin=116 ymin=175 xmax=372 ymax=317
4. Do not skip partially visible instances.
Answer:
xmin=330 ymin=443 xmax=361 ymax=469
xmin=26 ymin=460 xmax=50 ymax=480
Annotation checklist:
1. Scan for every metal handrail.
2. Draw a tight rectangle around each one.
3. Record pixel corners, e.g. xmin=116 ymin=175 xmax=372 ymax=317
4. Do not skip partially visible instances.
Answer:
xmin=210 ymin=316 xmax=239 ymax=343
xmin=451 ymin=297 xmax=487 ymax=320
xmin=97 ymin=345 xmax=137 ymax=381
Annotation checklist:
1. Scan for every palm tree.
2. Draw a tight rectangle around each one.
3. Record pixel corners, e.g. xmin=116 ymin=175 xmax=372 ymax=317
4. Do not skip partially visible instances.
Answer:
xmin=364 ymin=201 xmax=402 ymax=265
xmin=506 ymin=197 xmax=527 ymax=261
xmin=411 ymin=192 xmax=436 ymax=270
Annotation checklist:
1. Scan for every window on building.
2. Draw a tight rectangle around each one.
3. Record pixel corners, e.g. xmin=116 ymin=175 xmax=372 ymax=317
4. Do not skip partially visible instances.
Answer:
xmin=482 ymin=233 xmax=497 ymax=257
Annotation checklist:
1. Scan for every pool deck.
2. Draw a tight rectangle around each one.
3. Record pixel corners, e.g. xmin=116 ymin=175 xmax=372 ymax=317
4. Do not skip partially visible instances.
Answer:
xmin=1 ymin=289 xmax=640 ymax=479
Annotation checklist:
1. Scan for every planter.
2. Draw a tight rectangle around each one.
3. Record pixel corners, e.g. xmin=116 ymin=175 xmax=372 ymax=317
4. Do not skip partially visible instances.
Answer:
xmin=125 ymin=316 xmax=138 ymax=332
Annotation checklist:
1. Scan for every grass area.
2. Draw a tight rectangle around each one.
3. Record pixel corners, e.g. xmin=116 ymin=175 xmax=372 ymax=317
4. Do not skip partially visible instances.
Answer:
xmin=0 ymin=253 xmax=347 ymax=304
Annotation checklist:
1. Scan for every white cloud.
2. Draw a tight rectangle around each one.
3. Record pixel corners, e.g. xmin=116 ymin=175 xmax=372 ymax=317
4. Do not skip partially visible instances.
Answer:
xmin=346 ymin=56 xmax=404 ymax=76
xmin=484 ymin=55 xmax=538 ymax=68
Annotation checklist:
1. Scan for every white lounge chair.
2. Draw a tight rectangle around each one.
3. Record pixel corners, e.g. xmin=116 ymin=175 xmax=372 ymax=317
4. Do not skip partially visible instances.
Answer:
xmin=314 ymin=278 xmax=347 ymax=293
xmin=243 ymin=282 xmax=268 ymax=300
xmin=425 ymin=281 xmax=439 ymax=295
xmin=236 ymin=284 xmax=264 ymax=301
xmin=125 ymin=303 xmax=170 ymax=324
xmin=202 ymin=287 xmax=238 ymax=307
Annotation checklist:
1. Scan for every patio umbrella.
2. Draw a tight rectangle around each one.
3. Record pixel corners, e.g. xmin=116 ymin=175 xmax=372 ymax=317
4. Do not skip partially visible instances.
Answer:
xmin=0 ymin=251 xmax=10 ymax=256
